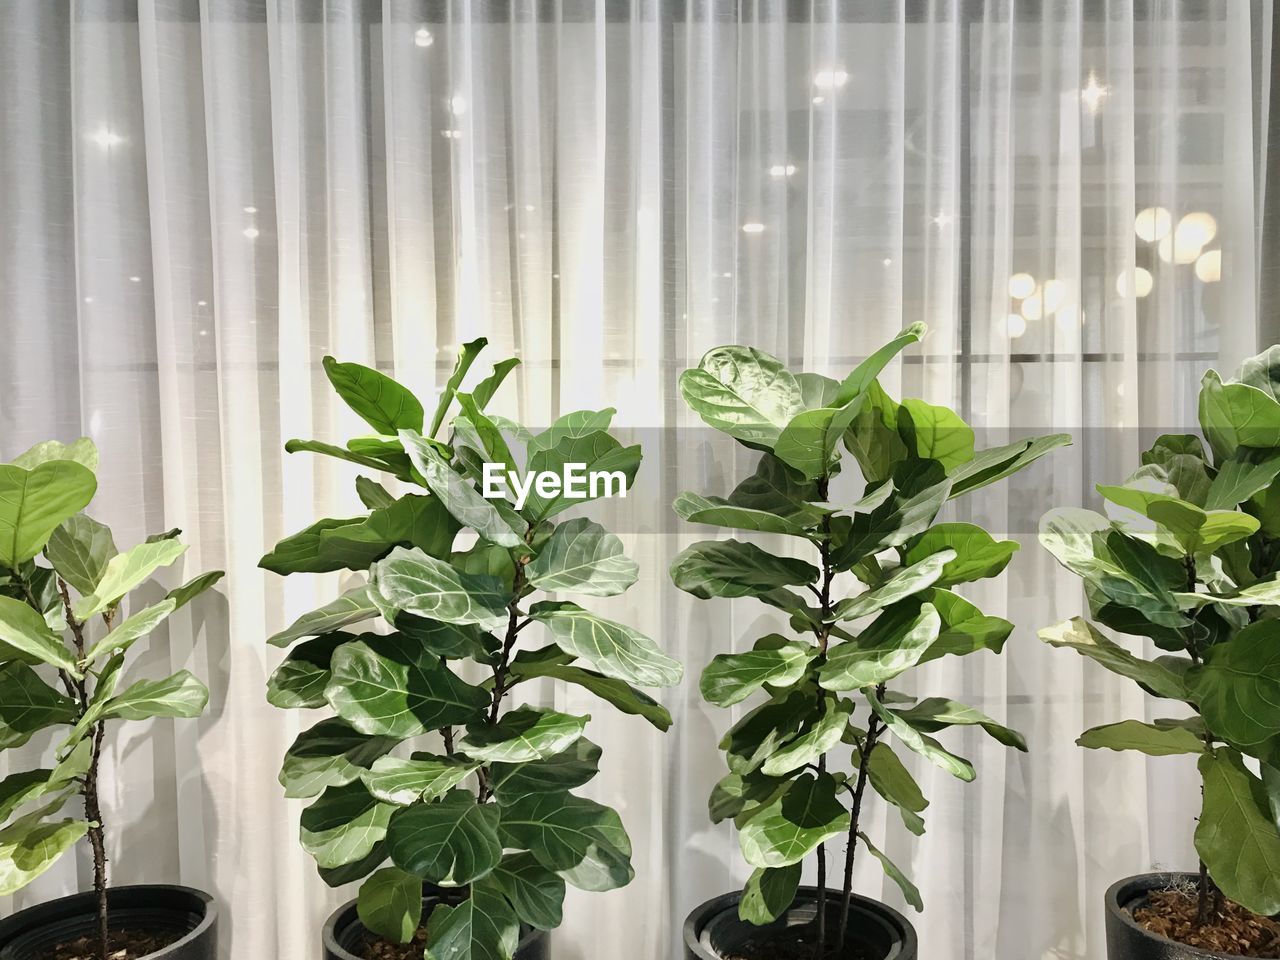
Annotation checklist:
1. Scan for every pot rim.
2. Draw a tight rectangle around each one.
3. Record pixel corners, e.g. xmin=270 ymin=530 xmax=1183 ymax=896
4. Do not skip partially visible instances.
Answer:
xmin=321 ymin=890 xmax=546 ymax=960
xmin=0 ymin=884 xmax=216 ymax=958
xmin=682 ymin=885 xmax=918 ymax=960
xmin=1106 ymin=870 xmax=1260 ymax=960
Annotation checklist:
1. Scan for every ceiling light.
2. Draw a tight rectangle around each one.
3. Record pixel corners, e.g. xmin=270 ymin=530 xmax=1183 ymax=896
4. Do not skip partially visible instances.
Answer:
xmin=813 ymin=69 xmax=848 ymax=90
xmin=741 ymin=222 xmax=765 ymax=234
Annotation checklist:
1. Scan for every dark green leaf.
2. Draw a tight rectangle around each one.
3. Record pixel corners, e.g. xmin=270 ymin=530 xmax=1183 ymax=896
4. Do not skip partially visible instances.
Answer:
xmin=670 ymin=540 xmax=818 ymax=600
xmin=44 ymin=515 xmax=116 ymax=596
xmin=739 ymin=864 xmax=801 ymax=924
xmin=529 ymin=601 xmax=682 ymax=687
xmin=323 ymin=356 xmax=425 ymax=435
xmin=496 ymin=791 xmax=634 ymax=892
xmin=1196 ymin=750 xmax=1280 ymax=916
xmin=361 ymin=755 xmax=477 ymax=806
xmin=357 ymin=866 xmax=422 ymax=943
xmin=459 ymin=707 xmax=587 ymax=763
xmin=279 ymin=717 xmax=397 ymax=799
xmin=300 ymin=782 xmax=396 ymax=869
xmin=490 ymin=853 xmax=566 ymax=930
xmin=1078 ymin=719 xmax=1206 ymax=756
xmin=701 ymin=638 xmax=813 ymax=707
xmin=1193 ymin=619 xmax=1280 ymax=747
xmin=489 ymin=737 xmax=602 ymax=800
xmin=738 ymin=772 xmax=849 ymax=869
xmin=526 ymin=518 xmax=637 ymax=597
xmin=372 ymin=547 xmax=511 ymax=632
xmin=386 ymin=790 xmax=502 ymax=885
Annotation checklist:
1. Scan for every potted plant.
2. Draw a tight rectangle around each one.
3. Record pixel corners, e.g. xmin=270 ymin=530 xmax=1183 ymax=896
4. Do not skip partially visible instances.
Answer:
xmin=261 ymin=339 xmax=682 ymax=960
xmin=1039 ymin=346 xmax=1280 ymax=959
xmin=672 ymin=323 xmax=1069 ymax=960
xmin=0 ymin=438 xmax=223 ymax=960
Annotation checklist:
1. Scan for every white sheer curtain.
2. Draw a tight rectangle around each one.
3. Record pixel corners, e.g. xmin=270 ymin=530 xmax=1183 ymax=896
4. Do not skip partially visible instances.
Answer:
xmin=0 ymin=2 xmax=1273 ymax=959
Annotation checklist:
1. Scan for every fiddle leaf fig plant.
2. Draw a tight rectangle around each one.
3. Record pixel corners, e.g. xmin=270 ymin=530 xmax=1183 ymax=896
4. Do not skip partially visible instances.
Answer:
xmin=0 ymin=438 xmax=221 ymax=960
xmin=1040 ymin=344 xmax=1280 ymax=924
xmin=673 ymin=324 xmax=1068 ymax=958
xmin=263 ymin=339 xmax=681 ymax=960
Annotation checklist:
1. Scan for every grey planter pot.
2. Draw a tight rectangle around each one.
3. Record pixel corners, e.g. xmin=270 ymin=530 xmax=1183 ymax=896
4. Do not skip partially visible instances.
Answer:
xmin=1106 ymin=872 xmax=1265 ymax=960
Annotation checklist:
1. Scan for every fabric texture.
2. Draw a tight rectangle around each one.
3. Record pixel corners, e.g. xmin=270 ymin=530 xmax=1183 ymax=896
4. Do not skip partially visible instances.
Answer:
xmin=0 ymin=2 xmax=1273 ymax=958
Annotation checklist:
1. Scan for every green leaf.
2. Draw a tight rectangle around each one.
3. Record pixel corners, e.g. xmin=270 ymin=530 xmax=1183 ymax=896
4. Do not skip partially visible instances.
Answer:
xmin=738 ymin=772 xmax=850 ymax=869
xmin=773 ymin=393 xmax=866 ymax=480
xmin=679 ymin=346 xmax=805 ymax=447
xmin=472 ymin=359 xmax=521 ymax=410
xmin=323 ymin=356 xmax=424 ymax=435
xmin=708 ymin=771 xmax=786 ymax=825
xmin=892 ymin=698 xmax=1026 ymax=751
xmin=526 ymin=518 xmax=637 ymax=597
xmin=725 ymin=454 xmax=823 ymax=521
xmin=1098 ymin=481 xmax=1260 ymax=555
xmin=428 ymin=337 xmax=488 ymax=439
xmin=843 ymin=381 xmax=907 ymax=483
xmin=82 ymin=599 xmax=176 ymax=665
xmin=284 ymin=438 xmax=414 ymax=482
xmin=721 ymin=689 xmax=813 ymax=776
xmin=670 ymin=539 xmax=818 ymax=600
xmin=898 ymin=399 xmax=974 ymax=470
xmin=0 ymin=461 xmax=98 ymax=570
xmin=424 ymin=877 xmax=519 ymax=960
xmin=459 ymin=707 xmax=587 ymax=763
xmin=490 ymin=853 xmax=566 ymax=930
xmin=44 ymin=515 xmax=116 ymax=596
xmin=868 ymin=689 xmax=974 ymax=781
xmin=916 ymin=589 xmax=1013 ymax=663
xmin=319 ymin=844 xmax=389 ymax=888
xmin=360 ymin=755 xmax=477 ymax=807
xmin=268 ymin=584 xmax=379 ymax=648
xmin=1196 ymin=750 xmax=1280 ymax=916
xmin=325 ymin=634 xmax=489 ymax=738
xmin=1038 ymin=618 xmax=1189 ymax=700
xmin=1205 ymin=449 xmax=1280 ymax=510
xmin=521 ymin=431 xmax=642 ymax=521
xmin=0 ymin=812 xmax=88 ymax=895
xmin=0 ymin=662 xmax=77 ymax=732
xmin=739 ymin=864 xmax=801 ymax=924
xmin=398 ymin=615 xmax=498 ymax=662
xmin=528 ymin=601 xmax=682 ymax=687
xmin=386 ymin=790 xmax=502 ymax=885
xmin=1078 ymin=719 xmax=1206 ymax=756
xmin=267 ymin=633 xmax=349 ymax=709
xmin=357 ymin=476 xmax=396 ymax=510
xmin=1193 ymin=619 xmax=1280 ymax=747
xmin=1199 ymin=369 xmax=1280 ymax=463
xmin=835 ymin=551 xmax=956 ymax=622
xmin=357 ymin=866 xmax=422 ymax=943
xmin=672 ymin=492 xmax=814 ymax=538
xmin=300 ymin=781 xmax=395 ymax=869
xmin=527 ymin=410 xmax=616 ymax=455
xmin=833 ymin=460 xmax=951 ymax=567
xmin=454 ymin=393 xmax=516 ymax=475
xmin=279 ymin=717 xmax=397 ymax=799
xmin=11 ymin=438 xmax=98 ymax=472
xmin=507 ymin=654 xmax=672 ymax=730
xmin=102 ymin=670 xmax=208 ymax=720
xmin=760 ymin=697 xmax=853 ymax=777
xmin=819 ymin=604 xmax=940 ymax=691
xmin=166 ymin=570 xmax=224 ymax=611
xmin=0 ymin=755 xmax=85 ymax=826
xmin=400 ymin=433 xmax=524 ymax=548
xmin=700 ymin=638 xmax=813 ymax=707
xmin=863 ymin=744 xmax=927 ymax=835
xmin=837 ymin=323 xmax=928 ymax=404
xmin=858 ymin=831 xmax=922 ymax=911
xmin=0 ymin=596 xmax=78 ymax=674
xmin=489 ymin=737 xmax=602 ymax=800
xmin=946 ymin=433 xmax=1072 ymax=499
xmin=73 ymin=539 xmax=187 ymax=620
xmin=496 ymin=791 xmax=634 ymax=892
xmin=372 ymin=547 xmax=510 ymax=632
xmin=903 ymin=523 xmax=1018 ymax=587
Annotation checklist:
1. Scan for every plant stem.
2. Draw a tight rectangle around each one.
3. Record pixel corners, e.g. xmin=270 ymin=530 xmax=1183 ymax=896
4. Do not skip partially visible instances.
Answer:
xmin=1197 ymin=859 xmax=1211 ymax=926
xmin=813 ymin=483 xmax=834 ymax=960
xmin=837 ymin=684 xmax=886 ymax=952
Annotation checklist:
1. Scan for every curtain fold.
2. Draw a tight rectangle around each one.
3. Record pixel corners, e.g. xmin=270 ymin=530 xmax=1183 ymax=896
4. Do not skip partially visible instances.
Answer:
xmin=0 ymin=2 xmax=1271 ymax=958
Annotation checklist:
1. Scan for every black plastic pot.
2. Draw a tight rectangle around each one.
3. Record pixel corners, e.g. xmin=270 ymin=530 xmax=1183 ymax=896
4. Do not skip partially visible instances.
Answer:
xmin=684 ymin=886 xmax=918 ymax=960
xmin=322 ymin=886 xmax=549 ymax=960
xmin=0 ymin=884 xmax=216 ymax=960
xmin=1106 ymin=872 xmax=1255 ymax=960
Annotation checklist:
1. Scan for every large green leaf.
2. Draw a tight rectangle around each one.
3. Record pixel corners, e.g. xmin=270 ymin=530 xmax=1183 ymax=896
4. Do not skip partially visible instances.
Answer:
xmin=428 ymin=337 xmax=489 ymax=439
xmin=361 ymin=755 xmax=477 ymax=806
xmin=721 ymin=689 xmax=813 ymax=776
xmin=834 ymin=551 xmax=955 ymax=622
xmin=507 ymin=654 xmax=672 ymax=730
xmin=1193 ymin=619 xmax=1280 ymax=747
xmin=1205 ymin=449 xmax=1280 ymax=510
xmin=898 ymin=398 xmax=974 ymax=470
xmin=459 ymin=707 xmax=587 ymax=763
xmin=488 ymin=737 xmax=602 ymax=800
xmin=0 ymin=596 xmax=77 ymax=674
xmin=102 ymin=670 xmax=208 ymax=721
xmin=490 ymin=853 xmax=566 ymax=930
xmin=386 ymin=790 xmax=502 ymax=885
xmin=760 ymin=697 xmax=853 ymax=776
xmin=773 ymin=393 xmax=866 ymax=480
xmin=423 ymin=877 xmax=519 ymax=960
xmin=708 ymin=770 xmax=786 ymax=825
xmin=528 ymin=601 xmax=681 ymax=687
xmin=672 ymin=492 xmax=815 ymax=538
xmin=0 ymin=662 xmax=77 ymax=732
xmin=73 ymin=539 xmax=187 ymax=620
xmin=1195 ymin=750 xmax=1280 ymax=916
xmin=701 ymin=638 xmax=813 ymax=707
xmin=738 ymin=772 xmax=850 ymax=869
xmin=0 ymin=461 xmax=97 ymax=570
xmin=471 ymin=359 xmax=521 ymax=410
xmin=1097 ymin=481 xmax=1259 ymax=555
xmin=868 ymin=689 xmax=974 ymax=781
xmin=725 ymin=455 xmax=823 ymax=521
xmin=1038 ymin=618 xmax=1189 ymax=701
xmin=268 ymin=584 xmax=379 ymax=648
xmin=670 ymin=540 xmax=818 ymax=600
xmin=891 ymin=698 xmax=1026 ymax=751
xmin=1078 ymin=719 xmax=1206 ymax=756
xmin=11 ymin=438 xmax=97 ymax=472
xmin=0 ymin=810 xmax=88 ymax=895
xmin=843 ymin=381 xmax=908 ymax=483
xmin=267 ymin=633 xmax=351 ymax=709
xmin=946 ymin=433 xmax=1071 ymax=499
xmin=819 ymin=604 xmax=940 ymax=691
xmin=1236 ymin=346 xmax=1280 ymax=402
xmin=739 ymin=864 xmax=801 ymax=925
xmin=81 ymin=599 xmax=176 ymax=665
xmin=1199 ymin=370 xmax=1280 ymax=462
xmin=902 ymin=523 xmax=1018 ymax=587
xmin=521 ymin=431 xmax=642 ymax=521
xmin=679 ymin=346 xmax=805 ymax=447
xmin=372 ymin=547 xmax=510 ymax=632
xmin=858 ymin=831 xmax=923 ymax=911
xmin=44 ymin=515 xmax=116 ymax=597
xmin=279 ymin=717 xmax=398 ymax=799
xmin=527 ymin=410 xmax=615 ymax=455
xmin=166 ymin=570 xmax=224 ymax=611
xmin=300 ymin=781 xmax=396 ymax=869
xmin=497 ymin=791 xmax=634 ymax=891
xmin=454 ymin=393 xmax=517 ymax=476
xmin=325 ymin=634 xmax=489 ymax=738
xmin=863 ymin=744 xmax=927 ymax=835
xmin=400 ymin=432 xmax=525 ymax=548
xmin=284 ymin=438 xmax=415 ymax=482
xmin=917 ymin=589 xmax=1013 ymax=663
xmin=357 ymin=866 xmax=422 ymax=944
xmin=833 ymin=461 xmax=951 ymax=568
xmin=526 ymin=518 xmax=637 ymax=597
xmin=323 ymin=356 xmax=424 ymax=435
xmin=837 ymin=324 xmax=928 ymax=403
